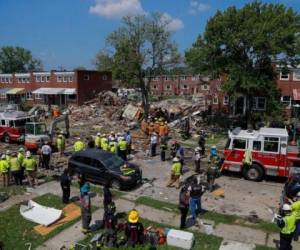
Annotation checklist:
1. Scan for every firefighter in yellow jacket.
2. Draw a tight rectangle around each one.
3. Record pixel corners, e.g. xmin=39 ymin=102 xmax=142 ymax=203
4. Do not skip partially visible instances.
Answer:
xmin=22 ymin=151 xmax=38 ymax=187
xmin=0 ymin=154 xmax=9 ymax=187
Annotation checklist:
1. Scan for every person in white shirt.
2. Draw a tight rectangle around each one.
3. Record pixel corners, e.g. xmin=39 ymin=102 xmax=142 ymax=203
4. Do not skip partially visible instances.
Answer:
xmin=41 ymin=142 xmax=52 ymax=169
xmin=150 ymin=132 xmax=158 ymax=157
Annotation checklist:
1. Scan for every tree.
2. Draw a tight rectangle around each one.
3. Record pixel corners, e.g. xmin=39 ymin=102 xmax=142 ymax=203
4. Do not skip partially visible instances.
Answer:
xmin=95 ymin=13 xmax=180 ymax=117
xmin=185 ymin=1 xmax=300 ymax=126
xmin=0 ymin=46 xmax=43 ymax=73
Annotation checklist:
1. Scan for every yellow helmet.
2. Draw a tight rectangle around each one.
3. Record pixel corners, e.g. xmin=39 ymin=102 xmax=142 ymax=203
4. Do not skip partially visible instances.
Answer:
xmin=128 ymin=209 xmax=139 ymax=223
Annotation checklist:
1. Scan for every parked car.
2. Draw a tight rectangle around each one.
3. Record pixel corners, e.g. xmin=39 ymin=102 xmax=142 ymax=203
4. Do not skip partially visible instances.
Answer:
xmin=68 ymin=148 xmax=142 ymax=190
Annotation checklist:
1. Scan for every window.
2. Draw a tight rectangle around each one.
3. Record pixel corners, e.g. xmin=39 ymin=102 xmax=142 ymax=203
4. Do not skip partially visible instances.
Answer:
xmin=264 ymin=137 xmax=279 ymax=153
xmin=152 ymin=77 xmax=159 ymax=81
xmin=253 ymin=97 xmax=266 ymax=111
xmin=280 ymin=70 xmax=289 ymax=80
xmin=1 ymin=120 xmax=6 ymax=126
xmin=183 ymin=85 xmax=188 ymax=89
xmin=63 ymin=76 xmax=68 ymax=82
xmin=213 ymin=96 xmax=218 ymax=104
xmin=75 ymin=156 xmax=91 ymax=165
xmin=36 ymin=76 xmax=41 ymax=82
xmin=253 ymin=141 xmax=262 ymax=151
xmin=223 ymin=96 xmax=229 ymax=105
xmin=225 ymin=139 xmax=231 ymax=149
xmin=41 ymin=76 xmax=45 ymax=82
xmin=5 ymin=78 xmax=8 ymax=83
xmin=293 ymin=70 xmax=300 ymax=81
xmin=192 ymin=76 xmax=198 ymax=81
xmin=102 ymin=75 xmax=107 ymax=80
xmin=91 ymin=159 xmax=105 ymax=171
xmin=46 ymin=75 xmax=50 ymax=82
xmin=26 ymin=92 xmax=33 ymax=99
xmin=166 ymin=85 xmax=171 ymax=89
xmin=232 ymin=139 xmax=246 ymax=149
xmin=165 ymin=76 xmax=169 ymax=81
xmin=68 ymin=76 xmax=73 ymax=82
xmin=57 ymin=76 xmax=62 ymax=82
xmin=180 ymin=76 xmax=187 ymax=80
xmin=202 ymin=84 xmax=209 ymax=90
xmin=0 ymin=93 xmax=6 ymax=99
xmin=153 ymin=85 xmax=157 ymax=89
xmin=18 ymin=78 xmax=22 ymax=83
xmin=281 ymin=96 xmax=291 ymax=106
xmin=84 ymin=74 xmax=90 ymax=80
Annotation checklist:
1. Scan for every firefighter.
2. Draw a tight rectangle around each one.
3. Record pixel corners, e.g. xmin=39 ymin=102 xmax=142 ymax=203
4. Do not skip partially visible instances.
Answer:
xmin=178 ymin=185 xmax=190 ymax=229
xmin=170 ymin=140 xmax=179 ymax=158
xmin=158 ymin=119 xmax=165 ymax=137
xmin=166 ymin=157 xmax=181 ymax=189
xmin=277 ymin=204 xmax=296 ymax=250
xmin=22 ymin=151 xmax=38 ymax=187
xmin=0 ymin=154 xmax=9 ymax=187
xmin=60 ymin=168 xmax=71 ymax=204
xmin=207 ymin=163 xmax=220 ymax=192
xmin=125 ymin=209 xmax=144 ymax=247
xmin=10 ymin=152 xmax=22 ymax=185
xmin=103 ymin=202 xmax=118 ymax=247
xmin=57 ymin=132 xmax=66 ymax=157
xmin=80 ymin=182 xmax=92 ymax=234
xmin=5 ymin=150 xmax=11 ymax=183
xmin=73 ymin=138 xmax=85 ymax=152
xmin=118 ymin=137 xmax=128 ymax=161
xmin=95 ymin=132 xmax=102 ymax=149
xmin=292 ymin=192 xmax=300 ymax=241
xmin=194 ymin=147 xmax=201 ymax=173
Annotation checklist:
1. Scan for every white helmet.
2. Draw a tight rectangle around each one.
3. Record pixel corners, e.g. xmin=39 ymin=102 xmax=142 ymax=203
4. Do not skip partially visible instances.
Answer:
xmin=26 ymin=151 xmax=31 ymax=158
xmin=296 ymin=191 xmax=300 ymax=198
xmin=282 ymin=204 xmax=292 ymax=211
xmin=97 ymin=132 xmax=101 ymax=136
xmin=195 ymin=147 xmax=201 ymax=152
xmin=173 ymin=157 xmax=180 ymax=162
xmin=1 ymin=154 xmax=6 ymax=160
xmin=211 ymin=145 xmax=216 ymax=149
xmin=6 ymin=150 xmax=11 ymax=155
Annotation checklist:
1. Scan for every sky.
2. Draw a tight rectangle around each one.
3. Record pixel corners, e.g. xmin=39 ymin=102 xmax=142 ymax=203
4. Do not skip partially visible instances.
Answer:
xmin=0 ymin=0 xmax=299 ymax=70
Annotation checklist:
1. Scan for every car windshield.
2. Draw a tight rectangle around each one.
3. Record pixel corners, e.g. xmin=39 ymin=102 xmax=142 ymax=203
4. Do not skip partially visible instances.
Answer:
xmin=25 ymin=123 xmax=47 ymax=135
xmin=102 ymin=155 xmax=124 ymax=171
xmin=14 ymin=119 xmax=27 ymax=128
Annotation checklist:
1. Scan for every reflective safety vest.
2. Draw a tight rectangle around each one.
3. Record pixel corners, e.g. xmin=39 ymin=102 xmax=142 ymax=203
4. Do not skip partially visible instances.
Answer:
xmin=74 ymin=141 xmax=85 ymax=152
xmin=281 ymin=213 xmax=296 ymax=234
xmin=171 ymin=162 xmax=181 ymax=176
xmin=23 ymin=158 xmax=37 ymax=171
xmin=118 ymin=140 xmax=127 ymax=151
xmin=95 ymin=136 xmax=101 ymax=148
xmin=17 ymin=152 xmax=25 ymax=165
xmin=10 ymin=157 xmax=21 ymax=171
xmin=5 ymin=155 xmax=11 ymax=168
xmin=102 ymin=139 xmax=109 ymax=151
xmin=292 ymin=201 xmax=300 ymax=220
xmin=0 ymin=160 xmax=9 ymax=173
xmin=110 ymin=141 xmax=118 ymax=153
xmin=101 ymin=138 xmax=107 ymax=148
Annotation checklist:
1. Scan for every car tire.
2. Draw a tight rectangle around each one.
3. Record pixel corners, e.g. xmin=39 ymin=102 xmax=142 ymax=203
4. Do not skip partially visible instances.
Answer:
xmin=111 ymin=179 xmax=121 ymax=190
xmin=3 ymin=133 xmax=10 ymax=143
xmin=243 ymin=163 xmax=264 ymax=182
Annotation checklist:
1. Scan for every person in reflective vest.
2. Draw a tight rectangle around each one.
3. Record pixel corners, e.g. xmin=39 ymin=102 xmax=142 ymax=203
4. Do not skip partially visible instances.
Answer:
xmin=118 ymin=137 xmax=128 ymax=161
xmin=101 ymin=138 xmax=109 ymax=151
xmin=101 ymin=134 xmax=107 ymax=148
xmin=277 ymin=204 xmax=296 ymax=250
xmin=18 ymin=148 xmax=25 ymax=181
xmin=160 ymin=135 xmax=168 ymax=161
xmin=166 ymin=157 xmax=181 ymax=188
xmin=22 ymin=151 xmax=38 ymax=187
xmin=57 ymin=132 xmax=66 ymax=157
xmin=109 ymin=138 xmax=118 ymax=154
xmin=10 ymin=152 xmax=22 ymax=185
xmin=125 ymin=209 xmax=144 ymax=247
xmin=292 ymin=192 xmax=300 ymax=241
xmin=0 ymin=154 xmax=9 ymax=187
xmin=73 ymin=138 xmax=85 ymax=152
xmin=95 ymin=132 xmax=101 ymax=149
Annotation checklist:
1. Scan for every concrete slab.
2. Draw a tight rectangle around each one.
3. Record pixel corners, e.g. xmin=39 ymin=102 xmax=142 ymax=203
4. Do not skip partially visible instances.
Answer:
xmin=219 ymin=240 xmax=255 ymax=250
xmin=214 ymin=224 xmax=267 ymax=245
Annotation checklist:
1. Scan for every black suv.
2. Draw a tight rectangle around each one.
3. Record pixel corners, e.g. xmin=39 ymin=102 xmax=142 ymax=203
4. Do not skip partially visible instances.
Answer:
xmin=68 ymin=148 xmax=142 ymax=190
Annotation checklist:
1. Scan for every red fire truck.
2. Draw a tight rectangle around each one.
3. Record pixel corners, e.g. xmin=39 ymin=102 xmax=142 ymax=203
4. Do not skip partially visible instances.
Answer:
xmin=0 ymin=111 xmax=32 ymax=143
xmin=221 ymin=127 xmax=300 ymax=181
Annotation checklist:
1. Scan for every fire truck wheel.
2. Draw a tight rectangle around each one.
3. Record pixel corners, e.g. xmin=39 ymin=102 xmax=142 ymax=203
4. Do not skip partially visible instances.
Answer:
xmin=243 ymin=164 xmax=264 ymax=182
xmin=3 ymin=133 xmax=10 ymax=143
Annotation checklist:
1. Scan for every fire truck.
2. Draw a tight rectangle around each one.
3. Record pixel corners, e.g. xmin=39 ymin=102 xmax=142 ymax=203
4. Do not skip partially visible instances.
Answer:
xmin=221 ymin=127 xmax=300 ymax=181
xmin=0 ymin=111 xmax=32 ymax=143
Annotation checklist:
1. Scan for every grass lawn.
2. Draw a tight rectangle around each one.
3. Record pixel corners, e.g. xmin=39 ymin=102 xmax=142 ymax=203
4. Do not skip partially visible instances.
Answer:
xmin=135 ymin=196 xmax=279 ymax=234
xmin=0 ymin=185 xmax=26 ymax=196
xmin=205 ymin=134 xmax=227 ymax=145
xmin=0 ymin=193 xmax=81 ymax=250
xmin=79 ymin=213 xmax=223 ymax=250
